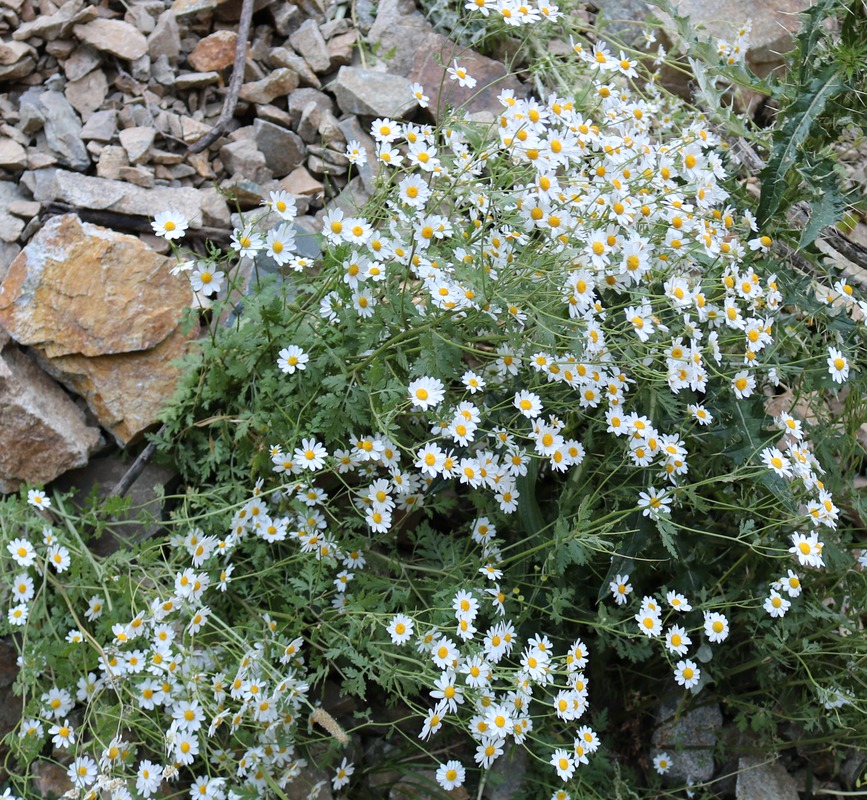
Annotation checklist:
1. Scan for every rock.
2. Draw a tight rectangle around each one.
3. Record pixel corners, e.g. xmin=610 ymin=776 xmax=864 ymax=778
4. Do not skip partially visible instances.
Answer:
xmin=0 ymin=182 xmax=26 ymax=244
xmin=30 ymin=169 xmax=227 ymax=230
xmin=12 ymin=0 xmax=97 ymax=42
xmin=0 ymin=346 xmax=101 ymax=493
xmin=64 ymin=68 xmax=108 ymax=120
xmin=219 ymin=138 xmax=273 ymax=183
xmin=119 ymin=126 xmax=156 ymax=164
xmin=0 ymin=40 xmax=37 ymax=81
xmin=409 ymin=33 xmax=527 ymax=122
xmin=53 ymin=454 xmax=179 ymax=553
xmin=188 ymin=29 xmax=239 ymax=72
xmin=367 ymin=0 xmax=435 ymax=77
xmin=0 ymin=243 xmax=21 ymax=283
xmin=337 ymin=115 xmax=377 ymax=191
xmin=174 ymin=71 xmax=221 ymax=89
xmin=736 ymin=756 xmax=799 ymax=800
xmin=62 ymin=44 xmax=102 ymax=82
xmin=327 ymin=29 xmax=357 ymax=69
xmin=238 ymin=67 xmax=298 ymax=104
xmin=253 ymin=119 xmax=306 ymax=178
xmin=31 ymin=761 xmax=74 ymax=800
xmin=332 ymin=66 xmax=417 ymax=118
xmin=126 ymin=3 xmax=157 ymax=34
xmin=80 ymin=109 xmax=117 ymax=142
xmin=180 ymin=116 xmax=213 ymax=144
xmin=8 ymin=200 xmax=40 ymax=219
xmin=148 ymin=9 xmax=181 ymax=60
xmin=0 ymin=214 xmax=191 ymax=359
xmin=484 ymin=745 xmax=527 ymax=800
xmin=172 ymin=0 xmax=220 ymax=15
xmin=270 ymin=1 xmax=301 ymax=36
xmin=73 ymin=19 xmax=149 ymax=61
xmin=96 ymin=146 xmax=129 ymax=180
xmin=289 ymin=19 xmax=331 ymax=74
xmin=117 ymin=165 xmax=155 ymax=187
xmin=0 ymin=138 xmax=27 ymax=170
xmin=151 ymin=54 xmax=176 ymax=84
xmin=20 ymin=87 xmax=90 ymax=171
xmin=287 ymin=87 xmax=335 ymax=127
xmin=256 ymin=103 xmax=294 ymax=128
xmin=652 ymin=697 xmax=723 ymax=784
xmin=281 ymin=166 xmax=323 ymax=198
xmin=270 ymin=46 xmax=321 ymax=88
xmin=38 ymin=322 xmax=196 ymax=445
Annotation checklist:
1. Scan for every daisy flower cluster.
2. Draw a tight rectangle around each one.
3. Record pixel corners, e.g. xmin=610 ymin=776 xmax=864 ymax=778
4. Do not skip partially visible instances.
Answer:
xmin=387 ymin=517 xmax=601 ymax=789
xmin=7 ymin=483 xmax=368 ymax=799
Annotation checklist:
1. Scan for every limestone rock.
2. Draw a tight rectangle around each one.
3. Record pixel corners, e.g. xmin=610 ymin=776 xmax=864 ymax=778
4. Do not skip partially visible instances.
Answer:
xmin=80 ymin=109 xmax=117 ymax=142
xmin=12 ymin=0 xmax=96 ymax=41
xmin=73 ymin=19 xmax=149 ymax=61
xmin=652 ymin=697 xmax=722 ymax=784
xmin=736 ymin=756 xmax=799 ymax=800
xmin=37 ymin=323 xmax=196 ymax=445
xmin=64 ymin=68 xmax=108 ymax=120
xmin=0 ymin=40 xmax=37 ymax=82
xmin=253 ymin=119 xmax=306 ymax=178
xmin=219 ymin=138 xmax=273 ymax=183
xmin=269 ymin=46 xmax=321 ymax=88
xmin=119 ymin=126 xmax=156 ymax=164
xmin=0 ymin=214 xmax=190 ymax=359
xmin=63 ymin=44 xmax=102 ymax=82
xmin=29 ymin=169 xmax=227 ymax=230
xmin=20 ymin=87 xmax=90 ymax=171
xmin=174 ymin=71 xmax=221 ymax=89
xmin=0 ymin=182 xmax=27 ymax=244
xmin=0 ymin=138 xmax=27 ymax=170
xmin=367 ymin=0 xmax=435 ymax=77
xmin=188 ymin=29 xmax=239 ymax=72
xmin=409 ymin=33 xmax=527 ymax=122
xmin=238 ymin=67 xmax=298 ymax=104
xmin=332 ymin=66 xmax=417 ymax=119
xmin=148 ymin=9 xmax=181 ymax=61
xmin=0 ymin=346 xmax=101 ymax=493
xmin=289 ymin=19 xmax=331 ymax=74
xmin=280 ymin=166 xmax=323 ymax=198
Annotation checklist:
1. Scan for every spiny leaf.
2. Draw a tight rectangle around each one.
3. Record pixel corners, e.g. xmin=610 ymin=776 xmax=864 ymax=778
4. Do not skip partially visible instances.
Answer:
xmin=756 ymin=66 xmax=846 ymax=226
xmin=798 ymin=178 xmax=848 ymax=249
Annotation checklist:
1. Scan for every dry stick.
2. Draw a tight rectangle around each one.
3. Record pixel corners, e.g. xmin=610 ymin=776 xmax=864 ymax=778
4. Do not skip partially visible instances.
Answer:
xmin=188 ymin=0 xmax=256 ymax=154
xmin=108 ymin=433 xmax=162 ymax=499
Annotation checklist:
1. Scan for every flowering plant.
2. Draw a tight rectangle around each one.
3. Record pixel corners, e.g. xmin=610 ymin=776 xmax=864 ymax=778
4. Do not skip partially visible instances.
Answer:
xmin=2 ymin=3 xmax=866 ymax=799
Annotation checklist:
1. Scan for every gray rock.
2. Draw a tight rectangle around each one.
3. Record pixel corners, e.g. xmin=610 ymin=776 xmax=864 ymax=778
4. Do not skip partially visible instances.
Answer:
xmin=254 ymin=119 xmax=306 ymax=178
xmin=0 ymin=40 xmax=37 ymax=81
xmin=0 ymin=139 xmax=27 ymax=171
xmin=64 ymin=68 xmax=108 ymax=120
xmin=652 ymin=696 xmax=722 ymax=784
xmin=12 ymin=0 xmax=96 ymax=42
xmin=287 ymin=87 xmax=335 ymax=127
xmin=270 ymin=1 xmax=301 ymax=36
xmin=0 ymin=242 xmax=21 ymax=283
xmin=736 ymin=756 xmax=799 ymax=800
xmin=174 ymin=71 xmax=221 ymax=89
xmin=119 ymin=126 xmax=156 ymax=164
xmin=367 ymin=0 xmax=435 ymax=77
xmin=96 ymin=146 xmax=129 ymax=180
xmin=288 ymin=19 xmax=331 ymax=74
xmin=269 ymin=45 xmax=321 ymax=88
xmin=80 ymin=109 xmax=118 ymax=142
xmin=238 ymin=67 xmax=299 ymax=104
xmin=29 ymin=168 xmax=227 ymax=230
xmin=337 ymin=116 xmax=377 ymax=192
xmin=332 ymin=66 xmax=417 ymax=118
xmin=131 ymin=53 xmax=152 ymax=82
xmin=62 ymin=44 xmax=101 ymax=82
xmin=21 ymin=88 xmax=90 ymax=171
xmin=151 ymin=54 xmax=176 ymax=85
xmin=125 ymin=3 xmax=156 ymax=34
xmin=219 ymin=139 xmax=273 ymax=183
xmin=484 ymin=746 xmax=527 ymax=800
xmin=73 ymin=19 xmax=149 ymax=61
xmin=148 ymin=9 xmax=181 ymax=61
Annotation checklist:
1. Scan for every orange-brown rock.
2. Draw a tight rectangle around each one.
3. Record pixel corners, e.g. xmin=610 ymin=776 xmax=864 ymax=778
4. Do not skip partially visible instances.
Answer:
xmin=0 ymin=346 xmax=101 ymax=492
xmin=188 ymin=29 xmax=242 ymax=72
xmin=36 ymin=322 xmax=197 ymax=446
xmin=0 ymin=214 xmax=190 ymax=358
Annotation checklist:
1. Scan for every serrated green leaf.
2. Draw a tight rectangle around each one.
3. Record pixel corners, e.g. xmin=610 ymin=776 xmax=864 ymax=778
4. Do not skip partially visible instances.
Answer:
xmin=797 ymin=179 xmax=847 ymax=248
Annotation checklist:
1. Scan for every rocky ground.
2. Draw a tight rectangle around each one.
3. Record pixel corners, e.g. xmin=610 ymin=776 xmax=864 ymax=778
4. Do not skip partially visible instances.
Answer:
xmin=1 ymin=0 xmax=865 ymax=797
